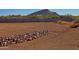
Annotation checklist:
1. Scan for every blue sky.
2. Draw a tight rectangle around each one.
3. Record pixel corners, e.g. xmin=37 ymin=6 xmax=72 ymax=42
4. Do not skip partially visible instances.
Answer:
xmin=0 ymin=9 xmax=79 ymax=16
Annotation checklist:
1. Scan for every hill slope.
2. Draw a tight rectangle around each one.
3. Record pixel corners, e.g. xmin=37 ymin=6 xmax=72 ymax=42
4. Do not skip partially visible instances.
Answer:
xmin=28 ymin=9 xmax=59 ymax=16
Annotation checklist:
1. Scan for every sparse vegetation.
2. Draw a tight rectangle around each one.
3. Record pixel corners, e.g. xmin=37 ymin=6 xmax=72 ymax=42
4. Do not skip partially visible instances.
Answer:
xmin=0 ymin=9 xmax=79 ymax=49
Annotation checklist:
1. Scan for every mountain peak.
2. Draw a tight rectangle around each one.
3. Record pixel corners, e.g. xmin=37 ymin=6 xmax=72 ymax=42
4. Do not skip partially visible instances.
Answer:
xmin=28 ymin=9 xmax=59 ymax=16
xmin=39 ymin=9 xmax=50 ymax=12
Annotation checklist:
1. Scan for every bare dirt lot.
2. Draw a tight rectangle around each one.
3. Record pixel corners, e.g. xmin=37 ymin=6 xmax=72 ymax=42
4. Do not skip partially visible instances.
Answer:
xmin=0 ymin=22 xmax=79 ymax=50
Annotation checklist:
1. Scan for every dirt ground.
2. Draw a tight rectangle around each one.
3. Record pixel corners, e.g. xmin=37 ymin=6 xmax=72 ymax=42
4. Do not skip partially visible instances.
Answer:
xmin=0 ymin=22 xmax=79 ymax=50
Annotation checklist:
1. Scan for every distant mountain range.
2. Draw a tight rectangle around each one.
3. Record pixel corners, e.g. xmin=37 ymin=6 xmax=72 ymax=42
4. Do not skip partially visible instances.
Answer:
xmin=0 ymin=9 xmax=73 ymax=22
xmin=28 ymin=9 xmax=59 ymax=16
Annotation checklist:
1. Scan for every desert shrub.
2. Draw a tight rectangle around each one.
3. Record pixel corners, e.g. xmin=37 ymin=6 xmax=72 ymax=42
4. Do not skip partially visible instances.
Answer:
xmin=62 ymin=14 xmax=74 ymax=22
xmin=51 ymin=16 xmax=60 ymax=19
xmin=57 ymin=20 xmax=65 ymax=25
xmin=69 ymin=20 xmax=79 ymax=28
xmin=27 ymin=15 xmax=60 ymax=19
xmin=70 ymin=24 xmax=79 ymax=28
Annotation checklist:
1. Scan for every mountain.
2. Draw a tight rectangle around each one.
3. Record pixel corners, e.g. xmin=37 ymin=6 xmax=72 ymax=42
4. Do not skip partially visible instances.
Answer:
xmin=0 ymin=9 xmax=61 ymax=23
xmin=28 ymin=9 xmax=59 ymax=16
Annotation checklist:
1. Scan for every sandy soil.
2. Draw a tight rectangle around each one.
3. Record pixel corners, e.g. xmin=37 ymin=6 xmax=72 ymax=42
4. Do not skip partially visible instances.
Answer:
xmin=0 ymin=22 xmax=79 ymax=50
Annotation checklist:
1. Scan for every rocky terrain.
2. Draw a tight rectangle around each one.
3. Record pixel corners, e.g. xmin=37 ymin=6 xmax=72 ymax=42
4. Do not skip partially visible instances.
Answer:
xmin=0 ymin=22 xmax=78 ymax=50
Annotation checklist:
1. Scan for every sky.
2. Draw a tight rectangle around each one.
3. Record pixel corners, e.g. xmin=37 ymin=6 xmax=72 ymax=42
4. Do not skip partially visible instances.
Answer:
xmin=0 ymin=9 xmax=79 ymax=16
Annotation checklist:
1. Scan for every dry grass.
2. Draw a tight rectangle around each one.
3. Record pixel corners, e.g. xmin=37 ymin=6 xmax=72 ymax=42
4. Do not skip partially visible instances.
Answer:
xmin=57 ymin=21 xmax=74 ymax=27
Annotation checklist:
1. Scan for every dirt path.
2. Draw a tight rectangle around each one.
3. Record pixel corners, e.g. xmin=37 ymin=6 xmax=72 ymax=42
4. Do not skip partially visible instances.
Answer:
xmin=0 ymin=23 xmax=79 ymax=50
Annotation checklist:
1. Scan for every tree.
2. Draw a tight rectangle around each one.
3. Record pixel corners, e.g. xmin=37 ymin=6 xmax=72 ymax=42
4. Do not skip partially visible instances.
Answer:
xmin=62 ymin=14 xmax=74 ymax=21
